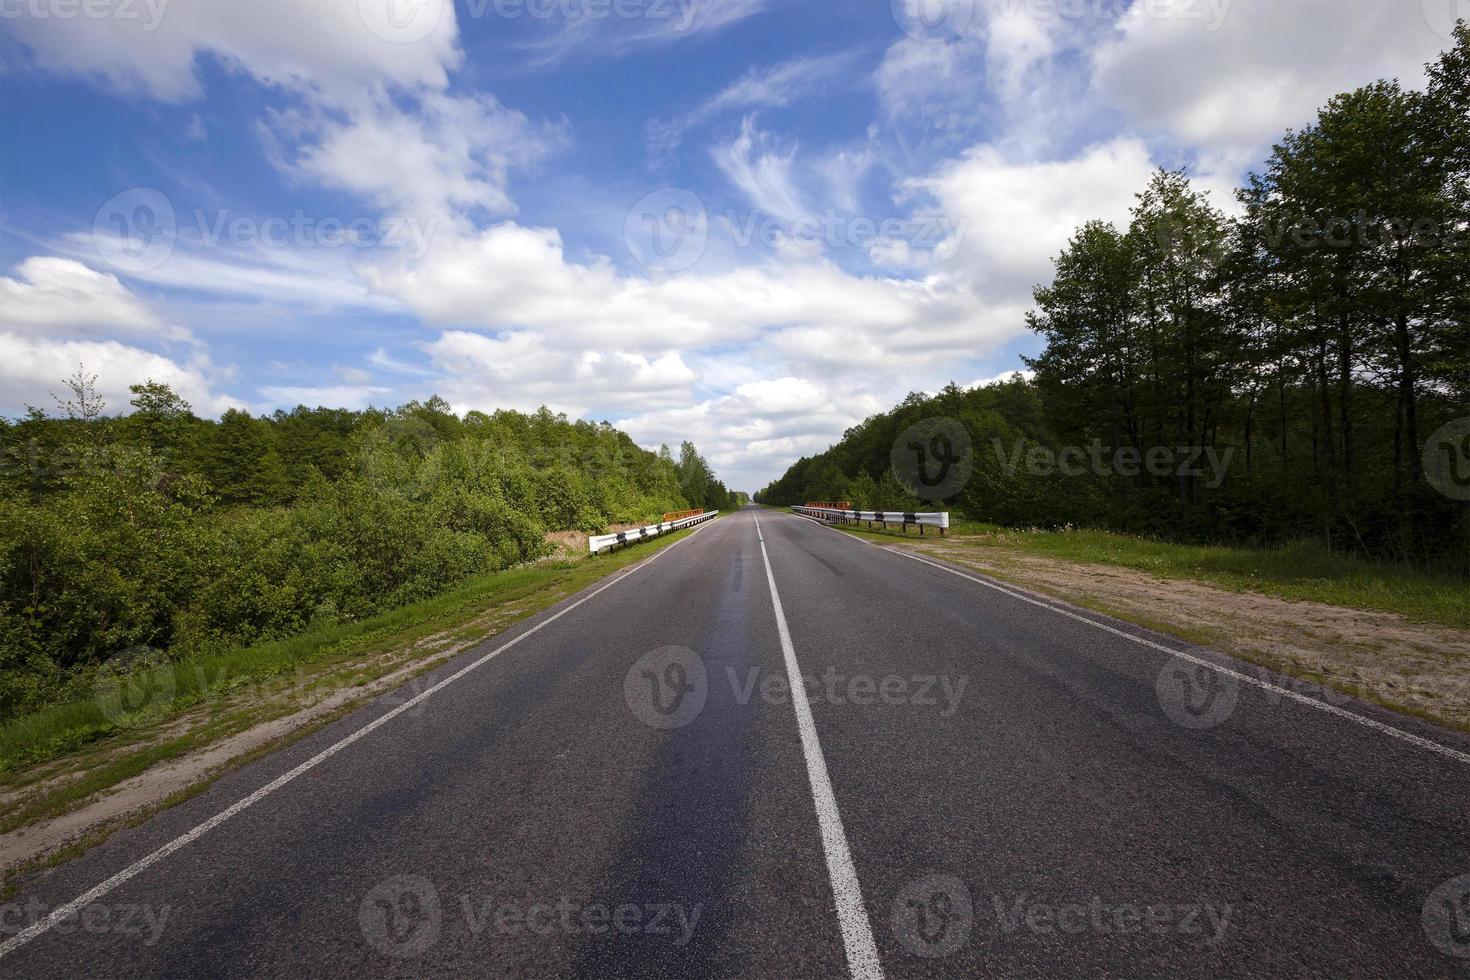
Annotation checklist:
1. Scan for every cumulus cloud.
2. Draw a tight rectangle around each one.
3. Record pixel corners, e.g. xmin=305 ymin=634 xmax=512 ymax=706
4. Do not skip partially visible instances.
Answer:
xmin=423 ymin=330 xmax=699 ymax=417
xmin=0 ymin=257 xmax=188 ymax=341
xmin=0 ymin=332 xmax=239 ymax=416
xmin=914 ymin=137 xmax=1156 ymax=299
xmin=266 ymin=91 xmax=565 ymax=223
xmin=618 ymin=376 xmax=888 ymax=491
xmin=4 ymin=0 xmax=460 ymax=101
xmin=1091 ymin=0 xmax=1454 ymax=167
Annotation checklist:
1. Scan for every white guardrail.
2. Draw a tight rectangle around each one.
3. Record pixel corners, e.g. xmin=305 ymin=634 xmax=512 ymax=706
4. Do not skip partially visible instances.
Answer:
xmin=792 ymin=505 xmax=950 ymax=535
xmin=588 ymin=511 xmax=720 ymax=553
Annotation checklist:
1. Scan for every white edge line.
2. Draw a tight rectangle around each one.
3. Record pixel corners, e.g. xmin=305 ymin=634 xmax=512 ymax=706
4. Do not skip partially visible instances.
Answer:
xmin=754 ymin=513 xmax=884 ymax=980
xmin=786 ymin=510 xmax=1470 ymax=767
xmin=0 ymin=518 xmax=720 ymax=961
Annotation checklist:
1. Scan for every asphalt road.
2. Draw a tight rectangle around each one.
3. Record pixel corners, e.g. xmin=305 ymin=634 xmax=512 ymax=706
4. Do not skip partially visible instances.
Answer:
xmin=3 ymin=506 xmax=1469 ymax=978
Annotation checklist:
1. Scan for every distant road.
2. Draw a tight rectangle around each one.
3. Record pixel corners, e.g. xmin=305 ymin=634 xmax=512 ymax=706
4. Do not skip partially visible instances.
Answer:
xmin=3 ymin=506 xmax=1468 ymax=977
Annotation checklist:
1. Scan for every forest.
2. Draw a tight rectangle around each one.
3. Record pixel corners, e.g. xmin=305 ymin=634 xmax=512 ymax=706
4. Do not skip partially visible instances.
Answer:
xmin=0 ymin=376 xmax=737 ymax=719
xmin=758 ymin=26 xmax=1469 ymax=574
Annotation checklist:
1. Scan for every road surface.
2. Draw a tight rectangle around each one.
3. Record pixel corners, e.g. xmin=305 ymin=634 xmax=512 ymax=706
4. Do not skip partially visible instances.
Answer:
xmin=2 ymin=506 xmax=1468 ymax=977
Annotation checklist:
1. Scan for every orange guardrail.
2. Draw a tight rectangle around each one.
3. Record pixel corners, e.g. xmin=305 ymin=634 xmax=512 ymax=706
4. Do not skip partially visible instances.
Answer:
xmin=804 ymin=501 xmax=852 ymax=511
xmin=661 ymin=508 xmax=704 ymax=522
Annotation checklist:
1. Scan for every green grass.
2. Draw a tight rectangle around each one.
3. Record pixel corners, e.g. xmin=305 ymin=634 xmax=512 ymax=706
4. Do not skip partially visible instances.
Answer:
xmin=0 ymin=525 xmax=702 ymax=777
xmin=824 ymin=516 xmax=1470 ymax=630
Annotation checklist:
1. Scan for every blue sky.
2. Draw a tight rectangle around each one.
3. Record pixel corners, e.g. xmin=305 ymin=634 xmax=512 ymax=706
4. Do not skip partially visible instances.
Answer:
xmin=0 ymin=0 xmax=1461 ymax=489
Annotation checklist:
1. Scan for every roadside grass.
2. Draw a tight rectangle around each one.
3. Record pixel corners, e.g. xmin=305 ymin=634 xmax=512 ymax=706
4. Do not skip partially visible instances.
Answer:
xmin=0 ymin=525 xmax=702 ymax=780
xmin=818 ymin=516 xmax=1470 ymax=629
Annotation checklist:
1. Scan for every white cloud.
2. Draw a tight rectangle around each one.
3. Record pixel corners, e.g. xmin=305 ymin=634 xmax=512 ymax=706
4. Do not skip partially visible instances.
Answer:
xmin=267 ymin=91 xmax=564 ymax=223
xmin=517 ymin=0 xmax=769 ymax=67
xmin=711 ymin=116 xmax=808 ymax=222
xmin=913 ymin=138 xmax=1156 ymax=300
xmin=618 ymin=375 xmax=888 ymax=491
xmin=648 ymin=51 xmax=855 ymax=161
xmin=0 ymin=332 xmax=239 ymax=416
xmin=1091 ymin=0 xmax=1453 ymax=167
xmin=257 ymin=383 xmax=392 ymax=410
xmin=968 ymin=369 xmax=1033 ymax=388
xmin=423 ymin=330 xmax=699 ymax=416
xmin=0 ymin=257 xmax=188 ymax=341
xmin=5 ymin=0 xmax=460 ymax=101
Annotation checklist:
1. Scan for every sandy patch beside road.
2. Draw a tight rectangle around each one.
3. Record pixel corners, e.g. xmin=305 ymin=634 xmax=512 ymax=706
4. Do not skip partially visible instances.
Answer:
xmin=894 ymin=538 xmax=1470 ymax=732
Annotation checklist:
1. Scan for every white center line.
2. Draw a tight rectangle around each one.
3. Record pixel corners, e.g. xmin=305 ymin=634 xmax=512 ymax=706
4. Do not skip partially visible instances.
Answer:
xmin=0 ymin=519 xmax=719 ymax=961
xmin=753 ymin=513 xmax=884 ymax=980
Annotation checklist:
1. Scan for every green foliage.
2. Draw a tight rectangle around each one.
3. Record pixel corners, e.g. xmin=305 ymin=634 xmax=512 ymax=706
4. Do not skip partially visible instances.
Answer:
xmin=760 ymin=30 xmax=1470 ymax=571
xmin=0 ymin=385 xmax=720 ymax=720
